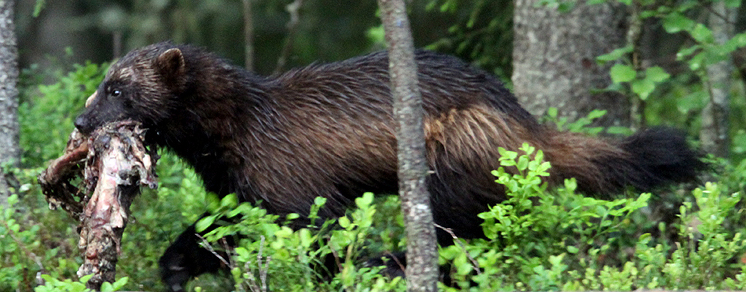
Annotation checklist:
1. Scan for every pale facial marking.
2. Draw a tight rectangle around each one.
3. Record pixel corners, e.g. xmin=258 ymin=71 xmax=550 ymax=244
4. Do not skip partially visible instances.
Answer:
xmin=85 ymin=91 xmax=98 ymax=108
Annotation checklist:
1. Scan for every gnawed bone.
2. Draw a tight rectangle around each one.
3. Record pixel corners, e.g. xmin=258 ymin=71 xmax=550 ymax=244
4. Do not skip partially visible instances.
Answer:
xmin=39 ymin=120 xmax=158 ymax=290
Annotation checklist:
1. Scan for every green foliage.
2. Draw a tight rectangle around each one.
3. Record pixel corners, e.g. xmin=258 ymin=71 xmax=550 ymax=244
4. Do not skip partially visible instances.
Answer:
xmin=595 ymin=0 xmax=746 ymax=159
xmin=605 ymin=63 xmax=672 ymax=101
xmin=438 ymin=145 xmax=746 ymax=291
xmin=196 ymin=192 xmax=405 ymax=292
xmin=424 ymin=0 xmax=514 ymax=80
xmin=33 ymin=0 xmax=46 ymax=17
xmin=543 ymin=107 xmax=633 ymax=135
xmin=34 ymin=275 xmax=127 ymax=292
xmin=439 ymin=144 xmax=650 ymax=291
xmin=19 ymin=61 xmax=106 ymax=166
xmin=0 ymin=194 xmax=44 ymax=291
xmin=34 ymin=275 xmax=93 ymax=292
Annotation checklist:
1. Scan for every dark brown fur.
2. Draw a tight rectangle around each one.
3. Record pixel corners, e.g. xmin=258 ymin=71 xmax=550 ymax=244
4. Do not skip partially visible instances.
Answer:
xmin=75 ymin=42 xmax=704 ymax=291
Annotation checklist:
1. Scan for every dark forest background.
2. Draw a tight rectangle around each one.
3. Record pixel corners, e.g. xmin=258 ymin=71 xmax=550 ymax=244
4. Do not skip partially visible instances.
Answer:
xmin=17 ymin=0 xmax=513 ymax=78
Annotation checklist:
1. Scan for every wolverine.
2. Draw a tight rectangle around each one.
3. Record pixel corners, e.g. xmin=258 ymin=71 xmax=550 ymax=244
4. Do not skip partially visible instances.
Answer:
xmin=74 ymin=42 xmax=704 ymax=291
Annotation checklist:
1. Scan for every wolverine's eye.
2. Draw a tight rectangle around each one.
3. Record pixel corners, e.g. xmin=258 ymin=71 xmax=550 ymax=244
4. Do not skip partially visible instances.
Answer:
xmin=111 ymin=89 xmax=122 ymax=97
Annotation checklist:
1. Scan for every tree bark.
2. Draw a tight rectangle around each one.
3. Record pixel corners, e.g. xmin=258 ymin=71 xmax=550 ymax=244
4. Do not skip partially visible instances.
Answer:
xmin=377 ymin=0 xmax=438 ymax=291
xmin=273 ymin=0 xmax=304 ymax=75
xmin=700 ymin=1 xmax=734 ymax=158
xmin=513 ymin=0 xmax=630 ymax=127
xmin=627 ymin=0 xmax=646 ymax=130
xmin=242 ymin=0 xmax=254 ymax=71
xmin=0 ymin=0 xmax=20 ymax=206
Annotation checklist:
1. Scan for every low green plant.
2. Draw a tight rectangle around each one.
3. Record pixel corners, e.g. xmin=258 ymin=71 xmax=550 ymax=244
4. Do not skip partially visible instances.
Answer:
xmin=439 ymin=143 xmax=746 ymax=291
xmin=543 ymin=107 xmax=633 ymax=135
xmin=197 ymin=192 xmax=405 ymax=292
xmin=439 ymin=143 xmax=650 ymax=291
xmin=33 ymin=275 xmax=128 ymax=292
xmin=0 ymin=194 xmax=44 ymax=291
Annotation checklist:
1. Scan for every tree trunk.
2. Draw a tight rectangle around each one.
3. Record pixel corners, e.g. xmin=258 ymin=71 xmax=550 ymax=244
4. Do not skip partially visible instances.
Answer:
xmin=377 ymin=0 xmax=438 ymax=291
xmin=513 ymin=0 xmax=630 ymax=127
xmin=0 ymin=0 xmax=20 ymax=206
xmin=273 ymin=0 xmax=304 ymax=75
xmin=242 ymin=0 xmax=254 ymax=71
xmin=700 ymin=1 xmax=734 ymax=158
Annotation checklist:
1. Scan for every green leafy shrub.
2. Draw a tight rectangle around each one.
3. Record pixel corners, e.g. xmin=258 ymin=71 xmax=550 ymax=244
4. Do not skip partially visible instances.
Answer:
xmin=19 ymin=61 xmax=106 ymax=166
xmin=438 ymin=144 xmax=746 ymax=291
xmin=197 ymin=192 xmax=406 ymax=292
xmin=34 ymin=274 xmax=127 ymax=292
xmin=438 ymin=143 xmax=649 ymax=291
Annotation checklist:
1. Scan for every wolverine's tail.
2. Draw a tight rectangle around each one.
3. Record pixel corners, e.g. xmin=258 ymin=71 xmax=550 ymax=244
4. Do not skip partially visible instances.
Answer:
xmin=544 ymin=127 xmax=706 ymax=196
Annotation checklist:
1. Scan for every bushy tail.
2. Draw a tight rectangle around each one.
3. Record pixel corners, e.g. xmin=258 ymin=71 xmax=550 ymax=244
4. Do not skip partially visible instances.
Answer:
xmin=545 ymin=127 xmax=706 ymax=196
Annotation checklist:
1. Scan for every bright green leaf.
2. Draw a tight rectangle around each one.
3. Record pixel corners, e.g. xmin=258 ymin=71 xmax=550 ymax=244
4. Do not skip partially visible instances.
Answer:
xmin=724 ymin=33 xmax=746 ymax=52
xmin=235 ymin=247 xmax=250 ymax=260
xmin=111 ymin=277 xmax=128 ymax=289
xmin=517 ymin=156 xmax=529 ymax=171
xmin=314 ymin=196 xmax=327 ymax=206
xmin=101 ymin=282 xmax=113 ymax=292
xmin=645 ymin=66 xmax=670 ymax=83
xmin=220 ymin=194 xmax=238 ymax=209
xmin=195 ymin=215 xmax=216 ymax=232
xmin=356 ymin=192 xmax=374 ymax=208
xmin=676 ymin=44 xmax=700 ymax=60
xmin=688 ymin=53 xmax=704 ymax=70
xmin=276 ymin=226 xmax=293 ymax=237
xmin=587 ymin=109 xmax=607 ymax=120
xmin=597 ymin=45 xmax=633 ymax=64
xmin=610 ymin=64 xmax=636 ymax=83
xmin=662 ymin=13 xmax=695 ymax=33
xmin=299 ymin=228 xmax=313 ymax=248
xmin=547 ymin=107 xmax=558 ymax=118
xmin=339 ymin=216 xmax=351 ymax=229
xmin=632 ymin=78 xmax=655 ymax=100
xmin=690 ymin=24 xmax=714 ymax=43
xmin=33 ymin=0 xmax=46 ymax=17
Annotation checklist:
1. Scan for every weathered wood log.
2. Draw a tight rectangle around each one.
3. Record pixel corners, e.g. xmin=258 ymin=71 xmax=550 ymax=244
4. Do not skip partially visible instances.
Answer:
xmin=38 ymin=121 xmax=158 ymax=290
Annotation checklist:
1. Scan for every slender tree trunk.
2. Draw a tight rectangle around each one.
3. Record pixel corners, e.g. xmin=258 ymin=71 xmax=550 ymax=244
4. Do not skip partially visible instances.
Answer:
xmin=700 ymin=1 xmax=734 ymax=158
xmin=112 ymin=31 xmax=122 ymax=59
xmin=377 ymin=0 xmax=438 ymax=291
xmin=273 ymin=0 xmax=304 ymax=75
xmin=627 ymin=0 xmax=646 ymax=130
xmin=242 ymin=0 xmax=254 ymax=71
xmin=0 ymin=0 xmax=20 ymax=206
xmin=513 ymin=0 xmax=630 ymax=127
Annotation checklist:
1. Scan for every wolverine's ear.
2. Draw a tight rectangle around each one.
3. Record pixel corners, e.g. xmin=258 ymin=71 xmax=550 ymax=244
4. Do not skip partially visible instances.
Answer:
xmin=156 ymin=48 xmax=186 ymax=88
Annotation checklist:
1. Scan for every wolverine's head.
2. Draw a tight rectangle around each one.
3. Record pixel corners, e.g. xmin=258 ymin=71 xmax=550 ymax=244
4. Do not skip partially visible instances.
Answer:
xmin=75 ymin=42 xmax=189 ymax=136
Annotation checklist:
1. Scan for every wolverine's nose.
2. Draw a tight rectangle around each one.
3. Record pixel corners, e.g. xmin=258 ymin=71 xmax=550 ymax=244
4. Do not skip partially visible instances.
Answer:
xmin=74 ymin=115 xmax=93 ymax=135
